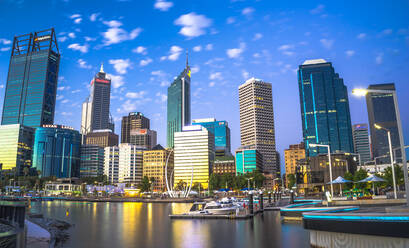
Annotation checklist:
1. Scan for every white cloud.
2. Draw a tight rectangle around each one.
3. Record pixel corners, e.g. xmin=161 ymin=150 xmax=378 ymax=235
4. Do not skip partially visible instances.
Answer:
xmin=132 ymin=46 xmax=147 ymax=55
xmin=320 ymin=39 xmax=334 ymax=49
xmin=126 ymin=91 xmax=147 ymax=99
xmin=375 ymin=53 xmax=383 ymax=64
xmin=0 ymin=84 xmax=4 ymax=89
xmin=209 ymin=72 xmax=222 ymax=80
xmin=162 ymin=45 xmax=183 ymax=61
xmin=90 ymin=13 xmax=99 ymax=22
xmin=242 ymin=7 xmax=255 ymax=16
xmin=242 ymin=70 xmax=249 ymax=79
xmin=58 ymin=36 xmax=68 ymax=42
xmin=109 ymin=59 xmax=131 ymax=74
xmin=193 ymin=45 xmax=202 ymax=52
xmin=191 ymin=66 xmax=199 ymax=74
xmin=226 ymin=17 xmax=235 ymax=24
xmin=205 ymin=44 xmax=213 ymax=51
xmin=253 ymin=53 xmax=260 ymax=58
xmin=226 ymin=42 xmax=245 ymax=58
xmin=0 ymin=38 xmax=11 ymax=45
xmin=102 ymin=20 xmax=142 ymax=46
xmin=357 ymin=33 xmax=367 ymax=40
xmin=118 ymin=100 xmax=137 ymax=113
xmin=310 ymin=4 xmax=325 ymax=14
xmin=71 ymin=89 xmax=81 ymax=93
xmin=155 ymin=92 xmax=167 ymax=102
xmin=282 ymin=51 xmax=295 ymax=56
xmin=77 ymin=59 xmax=92 ymax=69
xmin=154 ymin=0 xmax=173 ymax=11
xmin=140 ymin=58 xmax=153 ymax=66
xmin=253 ymin=33 xmax=263 ymax=41
xmin=68 ymin=43 xmax=89 ymax=53
xmin=174 ymin=12 xmax=212 ymax=38
xmin=345 ymin=50 xmax=355 ymax=57
xmin=0 ymin=47 xmax=11 ymax=52
xmin=381 ymin=29 xmax=393 ymax=36
xmin=70 ymin=14 xmax=81 ymax=19
xmin=160 ymin=81 xmax=170 ymax=87
xmin=278 ymin=44 xmax=294 ymax=51
xmin=61 ymin=99 xmax=69 ymax=104
xmin=61 ymin=111 xmax=72 ymax=116
xmin=74 ymin=18 xmax=82 ymax=24
xmin=67 ymin=33 xmax=76 ymax=39
xmin=109 ymin=74 xmax=125 ymax=88
xmin=209 ymin=82 xmax=215 ymax=87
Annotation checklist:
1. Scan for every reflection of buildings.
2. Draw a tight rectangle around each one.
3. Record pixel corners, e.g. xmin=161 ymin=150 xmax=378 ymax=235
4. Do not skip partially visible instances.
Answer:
xmin=295 ymin=152 xmax=358 ymax=194
xmin=80 ymin=144 xmax=105 ymax=178
xmin=284 ymin=142 xmax=305 ymax=187
xmin=235 ymin=147 xmax=263 ymax=175
xmin=0 ymin=124 xmax=35 ymax=175
xmin=212 ymin=156 xmax=235 ymax=175
xmin=143 ymin=144 xmax=173 ymax=192
xmin=352 ymin=124 xmax=371 ymax=165
xmin=86 ymin=130 xmax=118 ymax=148
xmin=174 ymin=126 xmax=214 ymax=189
xmin=192 ymin=118 xmax=231 ymax=157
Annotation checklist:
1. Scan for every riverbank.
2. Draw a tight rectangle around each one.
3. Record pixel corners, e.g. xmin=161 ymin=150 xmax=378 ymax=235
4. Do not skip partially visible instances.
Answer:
xmin=27 ymin=214 xmax=72 ymax=247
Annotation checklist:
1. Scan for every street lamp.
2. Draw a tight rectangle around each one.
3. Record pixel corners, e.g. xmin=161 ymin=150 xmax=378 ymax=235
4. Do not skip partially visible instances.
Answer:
xmin=374 ymin=124 xmax=397 ymax=199
xmin=353 ymin=88 xmax=409 ymax=206
xmin=309 ymin=143 xmax=333 ymax=197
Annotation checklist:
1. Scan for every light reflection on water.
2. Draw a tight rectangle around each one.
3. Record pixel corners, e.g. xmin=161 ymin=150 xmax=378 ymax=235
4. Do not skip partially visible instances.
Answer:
xmin=30 ymin=201 xmax=309 ymax=248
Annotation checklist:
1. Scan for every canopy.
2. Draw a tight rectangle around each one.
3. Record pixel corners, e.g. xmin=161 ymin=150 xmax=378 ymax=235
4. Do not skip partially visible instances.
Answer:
xmin=240 ymin=188 xmax=254 ymax=191
xmin=218 ymin=188 xmax=230 ymax=192
xmin=358 ymin=175 xmax=386 ymax=183
xmin=327 ymin=176 xmax=352 ymax=184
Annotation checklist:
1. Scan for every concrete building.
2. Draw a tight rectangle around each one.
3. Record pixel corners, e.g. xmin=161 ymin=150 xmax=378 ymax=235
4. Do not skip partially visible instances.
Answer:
xmin=104 ymin=146 xmax=119 ymax=184
xmin=86 ymin=130 xmax=118 ymax=148
xmin=129 ymin=129 xmax=157 ymax=150
xmin=174 ymin=125 xmax=214 ymax=189
xmin=238 ymin=78 xmax=277 ymax=174
xmin=352 ymin=124 xmax=371 ymax=165
xmin=235 ymin=147 xmax=263 ymax=175
xmin=192 ymin=118 xmax=231 ymax=157
xmin=121 ymin=112 xmax=150 ymax=143
xmin=0 ymin=124 xmax=35 ymax=175
xmin=143 ymin=144 xmax=173 ymax=192
xmin=118 ymin=144 xmax=145 ymax=185
xmin=80 ymin=145 xmax=105 ymax=178
xmin=284 ymin=142 xmax=306 ymax=187
xmin=212 ymin=156 xmax=235 ymax=175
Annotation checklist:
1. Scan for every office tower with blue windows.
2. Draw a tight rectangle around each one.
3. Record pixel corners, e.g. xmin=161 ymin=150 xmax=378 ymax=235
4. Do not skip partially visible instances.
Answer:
xmin=1 ymin=28 xmax=60 ymax=127
xmin=235 ymin=147 xmax=263 ymax=175
xmin=192 ymin=118 xmax=231 ymax=156
xmin=167 ymin=55 xmax=191 ymax=148
xmin=32 ymin=125 xmax=81 ymax=178
xmin=297 ymin=59 xmax=354 ymax=157
xmin=352 ymin=124 xmax=371 ymax=165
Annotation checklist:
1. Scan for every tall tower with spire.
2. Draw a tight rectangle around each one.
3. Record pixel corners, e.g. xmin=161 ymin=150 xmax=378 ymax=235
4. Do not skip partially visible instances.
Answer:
xmin=81 ymin=63 xmax=115 ymax=137
xmin=167 ymin=52 xmax=191 ymax=148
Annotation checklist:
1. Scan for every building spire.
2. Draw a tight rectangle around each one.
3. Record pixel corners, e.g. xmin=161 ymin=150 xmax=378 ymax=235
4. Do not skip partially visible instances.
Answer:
xmin=186 ymin=49 xmax=189 ymax=68
xmin=100 ymin=62 xmax=104 ymax=73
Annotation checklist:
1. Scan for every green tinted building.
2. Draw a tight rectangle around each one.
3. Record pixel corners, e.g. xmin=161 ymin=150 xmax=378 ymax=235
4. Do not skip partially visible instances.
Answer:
xmin=0 ymin=124 xmax=35 ymax=175
xmin=235 ymin=148 xmax=263 ymax=175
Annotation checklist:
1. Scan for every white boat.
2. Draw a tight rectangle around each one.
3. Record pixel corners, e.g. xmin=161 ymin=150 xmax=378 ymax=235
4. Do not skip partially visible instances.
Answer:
xmin=204 ymin=201 xmax=237 ymax=215
xmin=187 ymin=202 xmax=210 ymax=215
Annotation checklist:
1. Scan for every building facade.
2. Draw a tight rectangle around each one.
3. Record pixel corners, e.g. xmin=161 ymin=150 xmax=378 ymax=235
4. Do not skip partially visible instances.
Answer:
xmin=352 ymin=124 xmax=371 ymax=165
xmin=284 ymin=142 xmax=306 ymax=187
xmin=235 ymin=148 xmax=263 ymax=175
xmin=297 ymin=59 xmax=354 ymax=157
xmin=167 ymin=60 xmax=191 ymax=148
xmin=1 ymin=28 xmax=60 ymax=127
xmin=104 ymin=146 xmax=119 ymax=184
xmin=118 ymin=144 xmax=145 ymax=185
xmin=238 ymin=78 xmax=277 ymax=174
xmin=80 ymin=145 xmax=105 ymax=178
xmin=365 ymin=83 xmax=401 ymax=163
xmin=129 ymin=129 xmax=157 ymax=150
xmin=143 ymin=145 xmax=173 ymax=192
xmin=32 ymin=125 xmax=81 ymax=178
xmin=192 ymin=118 xmax=231 ymax=156
xmin=0 ymin=124 xmax=35 ymax=175
xmin=85 ymin=130 xmax=118 ymax=148
xmin=212 ymin=156 xmax=235 ymax=175
xmin=121 ymin=112 xmax=150 ymax=143
xmin=174 ymin=126 xmax=214 ymax=189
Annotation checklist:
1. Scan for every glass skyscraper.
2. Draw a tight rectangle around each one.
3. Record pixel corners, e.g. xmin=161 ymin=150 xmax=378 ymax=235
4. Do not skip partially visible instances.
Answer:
xmin=192 ymin=118 xmax=231 ymax=156
xmin=297 ymin=59 xmax=354 ymax=157
xmin=352 ymin=124 xmax=371 ymax=165
xmin=1 ymin=28 xmax=60 ymax=127
xmin=32 ymin=125 xmax=81 ymax=178
xmin=167 ymin=59 xmax=191 ymax=148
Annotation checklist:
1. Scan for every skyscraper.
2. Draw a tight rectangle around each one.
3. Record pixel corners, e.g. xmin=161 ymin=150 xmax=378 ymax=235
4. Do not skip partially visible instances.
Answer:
xmin=121 ymin=112 xmax=150 ymax=143
xmin=235 ymin=147 xmax=263 ymax=175
xmin=284 ymin=142 xmax=305 ymax=187
xmin=297 ymin=59 xmax=354 ymax=157
xmin=192 ymin=118 xmax=231 ymax=156
xmin=1 ymin=28 xmax=60 ymax=127
xmin=81 ymin=64 xmax=114 ymax=134
xmin=80 ymin=144 xmax=105 ymax=178
xmin=129 ymin=129 xmax=157 ymax=150
xmin=238 ymin=78 xmax=277 ymax=174
xmin=352 ymin=124 xmax=371 ymax=165
xmin=167 ymin=56 xmax=191 ymax=148
xmin=85 ymin=130 xmax=118 ymax=148
xmin=365 ymin=83 xmax=401 ymax=163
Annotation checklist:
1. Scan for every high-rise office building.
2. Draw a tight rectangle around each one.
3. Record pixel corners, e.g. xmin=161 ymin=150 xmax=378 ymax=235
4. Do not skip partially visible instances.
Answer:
xmin=85 ymin=130 xmax=118 ymax=148
xmin=352 ymin=124 xmax=371 ymax=165
xmin=235 ymin=147 xmax=263 ymax=175
xmin=297 ymin=59 xmax=354 ymax=157
xmin=80 ymin=144 xmax=105 ymax=178
xmin=129 ymin=129 xmax=157 ymax=150
xmin=1 ymin=29 xmax=60 ymax=127
xmin=174 ymin=125 xmax=214 ymax=189
xmin=121 ymin=112 xmax=150 ymax=143
xmin=118 ymin=144 xmax=145 ymax=184
xmin=365 ymin=83 xmax=401 ymax=163
xmin=284 ymin=142 xmax=306 ymax=187
xmin=0 ymin=124 xmax=35 ymax=175
xmin=104 ymin=146 xmax=119 ymax=184
xmin=32 ymin=125 xmax=81 ymax=178
xmin=167 ymin=57 xmax=191 ymax=148
xmin=143 ymin=144 xmax=173 ymax=192
xmin=192 ymin=118 xmax=231 ymax=156
xmin=238 ymin=78 xmax=277 ymax=174
xmin=81 ymin=64 xmax=114 ymax=134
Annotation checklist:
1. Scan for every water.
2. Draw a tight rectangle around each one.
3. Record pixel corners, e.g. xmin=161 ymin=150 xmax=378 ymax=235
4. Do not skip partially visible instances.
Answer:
xmin=30 ymin=201 xmax=309 ymax=248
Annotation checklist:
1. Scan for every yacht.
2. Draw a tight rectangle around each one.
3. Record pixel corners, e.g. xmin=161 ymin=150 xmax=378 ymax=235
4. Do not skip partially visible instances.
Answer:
xmin=204 ymin=201 xmax=237 ymax=215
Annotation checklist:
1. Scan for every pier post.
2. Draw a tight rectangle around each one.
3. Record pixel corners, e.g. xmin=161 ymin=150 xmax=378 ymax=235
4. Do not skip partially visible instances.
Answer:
xmin=260 ymin=192 xmax=264 ymax=211
xmin=290 ymin=191 xmax=294 ymax=204
xmin=249 ymin=193 xmax=254 ymax=215
xmin=268 ymin=192 xmax=271 ymax=204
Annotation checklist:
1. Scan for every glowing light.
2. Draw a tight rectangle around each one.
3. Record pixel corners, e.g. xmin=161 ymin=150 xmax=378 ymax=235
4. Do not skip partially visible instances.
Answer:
xmin=352 ymin=88 xmax=368 ymax=96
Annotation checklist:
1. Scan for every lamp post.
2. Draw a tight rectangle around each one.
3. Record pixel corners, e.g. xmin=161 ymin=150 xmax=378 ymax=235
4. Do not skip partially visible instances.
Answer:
xmin=353 ymin=88 xmax=409 ymax=206
xmin=374 ymin=155 xmax=388 ymax=173
xmin=374 ymin=124 xmax=397 ymax=199
xmin=309 ymin=144 xmax=333 ymax=197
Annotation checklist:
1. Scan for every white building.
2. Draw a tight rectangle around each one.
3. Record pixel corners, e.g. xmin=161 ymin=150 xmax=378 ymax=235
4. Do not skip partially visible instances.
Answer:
xmin=174 ymin=125 xmax=214 ymax=189
xmin=104 ymin=146 xmax=119 ymax=184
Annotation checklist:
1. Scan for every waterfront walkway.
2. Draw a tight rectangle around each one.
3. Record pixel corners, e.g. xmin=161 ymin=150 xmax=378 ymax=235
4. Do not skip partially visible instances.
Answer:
xmin=26 ymin=220 xmax=50 ymax=248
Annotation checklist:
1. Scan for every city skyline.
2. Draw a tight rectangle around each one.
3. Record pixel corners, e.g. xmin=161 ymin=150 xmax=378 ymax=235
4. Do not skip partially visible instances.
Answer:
xmin=0 ymin=1 xmax=409 ymax=172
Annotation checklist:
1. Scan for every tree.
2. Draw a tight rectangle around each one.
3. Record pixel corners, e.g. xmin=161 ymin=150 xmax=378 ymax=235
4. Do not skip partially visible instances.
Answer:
xmin=353 ymin=169 xmax=368 ymax=190
xmin=382 ymin=165 xmax=404 ymax=188
xmin=209 ymin=174 xmax=221 ymax=190
xmin=138 ymin=176 xmax=151 ymax=192
xmin=287 ymin=174 xmax=296 ymax=189
xmin=343 ymin=172 xmax=354 ymax=190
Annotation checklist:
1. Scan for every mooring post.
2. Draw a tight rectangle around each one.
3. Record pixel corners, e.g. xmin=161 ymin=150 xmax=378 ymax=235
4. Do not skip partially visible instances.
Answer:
xmin=290 ymin=190 xmax=294 ymax=204
xmin=249 ymin=193 xmax=254 ymax=215
xmin=260 ymin=192 xmax=264 ymax=211
xmin=268 ymin=191 xmax=271 ymax=204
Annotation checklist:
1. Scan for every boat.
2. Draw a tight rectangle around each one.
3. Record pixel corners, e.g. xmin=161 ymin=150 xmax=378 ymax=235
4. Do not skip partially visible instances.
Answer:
xmin=204 ymin=201 xmax=237 ymax=215
xmin=187 ymin=202 xmax=210 ymax=215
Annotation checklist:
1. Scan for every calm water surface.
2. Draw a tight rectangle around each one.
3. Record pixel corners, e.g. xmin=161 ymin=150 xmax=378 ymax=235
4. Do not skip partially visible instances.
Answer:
xmin=30 ymin=201 xmax=309 ymax=248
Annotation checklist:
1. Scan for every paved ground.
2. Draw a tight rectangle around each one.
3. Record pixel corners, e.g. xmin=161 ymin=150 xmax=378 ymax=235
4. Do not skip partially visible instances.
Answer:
xmin=26 ymin=220 xmax=50 ymax=248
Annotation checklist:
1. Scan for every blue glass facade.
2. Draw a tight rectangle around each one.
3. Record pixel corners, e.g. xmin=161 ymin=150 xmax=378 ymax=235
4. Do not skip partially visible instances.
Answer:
xmin=32 ymin=125 xmax=81 ymax=178
xmin=1 ymin=29 xmax=60 ymax=127
xmin=235 ymin=149 xmax=263 ymax=175
xmin=298 ymin=60 xmax=354 ymax=156
xmin=192 ymin=119 xmax=231 ymax=156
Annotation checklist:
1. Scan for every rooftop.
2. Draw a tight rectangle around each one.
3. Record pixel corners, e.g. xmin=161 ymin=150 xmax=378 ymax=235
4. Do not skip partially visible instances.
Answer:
xmin=302 ymin=59 xmax=328 ymax=65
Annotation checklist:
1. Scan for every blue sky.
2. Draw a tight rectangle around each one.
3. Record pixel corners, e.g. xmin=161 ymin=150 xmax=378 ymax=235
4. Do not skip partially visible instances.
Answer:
xmin=0 ymin=0 xmax=409 ymax=172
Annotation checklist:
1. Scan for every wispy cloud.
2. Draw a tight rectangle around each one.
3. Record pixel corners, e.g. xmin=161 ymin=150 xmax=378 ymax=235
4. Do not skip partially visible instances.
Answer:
xmin=132 ymin=46 xmax=147 ymax=55
xmin=126 ymin=91 xmax=147 ymax=99
xmin=193 ymin=45 xmax=202 ymax=52
xmin=77 ymin=59 xmax=92 ymax=69
xmin=0 ymin=38 xmax=11 ymax=45
xmin=320 ymin=39 xmax=334 ymax=49
xmin=209 ymin=72 xmax=222 ymax=80
xmin=90 ymin=13 xmax=99 ymax=22
xmin=253 ymin=33 xmax=263 ymax=41
xmin=174 ymin=12 xmax=212 ymax=38
xmin=375 ymin=53 xmax=383 ymax=64
xmin=102 ymin=20 xmax=142 ymax=46
xmin=162 ymin=46 xmax=183 ymax=61
xmin=357 ymin=33 xmax=367 ymax=40
xmin=310 ymin=4 xmax=325 ymax=14
xmin=345 ymin=50 xmax=355 ymax=57
xmin=68 ymin=43 xmax=89 ymax=53
xmin=242 ymin=7 xmax=255 ymax=16
xmin=226 ymin=17 xmax=235 ymax=24
xmin=109 ymin=59 xmax=131 ymax=74
xmin=226 ymin=42 xmax=245 ymax=59
xmin=140 ymin=58 xmax=153 ymax=66
xmin=154 ymin=0 xmax=173 ymax=11
xmin=109 ymin=74 xmax=125 ymax=88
